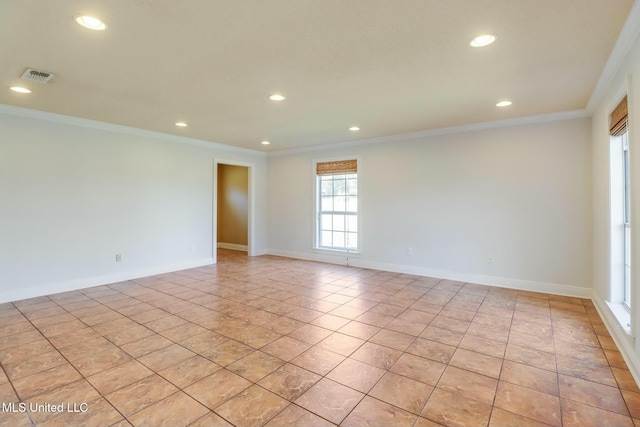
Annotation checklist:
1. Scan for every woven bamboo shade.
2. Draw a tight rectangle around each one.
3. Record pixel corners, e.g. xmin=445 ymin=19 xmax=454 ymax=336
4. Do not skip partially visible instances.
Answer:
xmin=610 ymin=96 xmax=628 ymax=136
xmin=316 ymin=159 xmax=357 ymax=175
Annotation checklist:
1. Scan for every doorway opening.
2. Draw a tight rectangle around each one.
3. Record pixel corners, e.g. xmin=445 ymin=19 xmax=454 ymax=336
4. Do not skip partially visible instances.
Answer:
xmin=214 ymin=160 xmax=253 ymax=262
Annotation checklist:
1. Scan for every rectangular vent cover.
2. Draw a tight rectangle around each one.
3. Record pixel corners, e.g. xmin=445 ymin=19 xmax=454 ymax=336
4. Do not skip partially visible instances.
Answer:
xmin=21 ymin=68 xmax=55 ymax=83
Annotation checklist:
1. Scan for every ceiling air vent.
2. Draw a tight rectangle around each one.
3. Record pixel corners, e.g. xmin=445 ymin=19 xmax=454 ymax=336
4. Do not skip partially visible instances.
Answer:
xmin=20 ymin=68 xmax=55 ymax=83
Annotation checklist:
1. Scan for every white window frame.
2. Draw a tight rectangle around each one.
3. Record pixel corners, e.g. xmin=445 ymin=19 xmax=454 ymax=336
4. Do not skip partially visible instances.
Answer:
xmin=623 ymin=132 xmax=631 ymax=309
xmin=313 ymin=156 xmax=361 ymax=254
xmin=609 ymin=127 xmax=631 ymax=332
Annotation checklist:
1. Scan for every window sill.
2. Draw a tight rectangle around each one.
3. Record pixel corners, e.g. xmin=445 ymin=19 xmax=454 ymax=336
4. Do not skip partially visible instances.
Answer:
xmin=606 ymin=300 xmax=632 ymax=335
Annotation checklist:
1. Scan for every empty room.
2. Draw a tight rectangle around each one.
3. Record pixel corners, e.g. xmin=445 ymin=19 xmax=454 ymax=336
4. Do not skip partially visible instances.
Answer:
xmin=2 ymin=1 xmax=640 ymax=426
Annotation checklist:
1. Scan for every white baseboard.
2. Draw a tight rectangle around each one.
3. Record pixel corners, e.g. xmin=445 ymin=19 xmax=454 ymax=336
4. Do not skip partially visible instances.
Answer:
xmin=266 ymin=248 xmax=591 ymax=299
xmin=0 ymin=257 xmax=214 ymax=304
xmin=592 ymin=294 xmax=640 ymax=386
xmin=217 ymin=242 xmax=248 ymax=252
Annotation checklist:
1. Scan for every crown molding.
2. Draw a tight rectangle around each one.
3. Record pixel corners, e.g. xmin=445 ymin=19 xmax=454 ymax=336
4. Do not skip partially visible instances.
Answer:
xmin=268 ymin=109 xmax=589 ymax=157
xmin=0 ymin=103 xmax=266 ymax=157
xmin=586 ymin=0 xmax=640 ymax=113
xmin=0 ymin=102 xmax=590 ymax=160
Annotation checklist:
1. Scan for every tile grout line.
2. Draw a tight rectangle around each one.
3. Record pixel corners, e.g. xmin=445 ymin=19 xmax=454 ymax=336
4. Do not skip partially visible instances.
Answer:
xmin=6 ymin=298 xmax=131 ymax=426
xmin=2 ymin=250 xmax=637 ymax=426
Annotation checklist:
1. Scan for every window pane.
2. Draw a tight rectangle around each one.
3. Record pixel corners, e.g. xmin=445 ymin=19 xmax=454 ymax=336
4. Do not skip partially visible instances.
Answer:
xmin=346 ymin=179 xmax=357 ymax=195
xmin=625 ymin=225 xmax=631 ymax=266
xmin=334 ymin=195 xmax=346 ymax=211
xmin=333 ymin=214 xmax=345 ymax=231
xmin=333 ymin=231 xmax=345 ymax=248
xmin=321 ymin=214 xmax=332 ymax=230
xmin=624 ymin=147 xmax=630 ymax=223
xmin=626 ymin=264 xmax=631 ymax=307
xmin=321 ymin=231 xmax=332 ymax=247
xmin=347 ymin=215 xmax=358 ymax=232
xmin=321 ymin=180 xmax=333 ymax=196
xmin=333 ymin=178 xmax=346 ymax=195
xmin=346 ymin=232 xmax=357 ymax=249
xmin=321 ymin=196 xmax=333 ymax=211
xmin=346 ymin=196 xmax=357 ymax=213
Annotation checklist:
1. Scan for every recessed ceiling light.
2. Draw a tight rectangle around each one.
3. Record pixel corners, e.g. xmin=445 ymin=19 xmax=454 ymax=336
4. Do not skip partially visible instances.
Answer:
xmin=269 ymin=94 xmax=285 ymax=101
xmin=175 ymin=122 xmax=188 ymax=127
xmin=74 ymin=15 xmax=108 ymax=31
xmin=349 ymin=126 xmax=360 ymax=131
xmin=9 ymin=86 xmax=31 ymax=94
xmin=496 ymin=101 xmax=512 ymax=107
xmin=470 ymin=34 xmax=496 ymax=47
xmin=261 ymin=140 xmax=271 ymax=145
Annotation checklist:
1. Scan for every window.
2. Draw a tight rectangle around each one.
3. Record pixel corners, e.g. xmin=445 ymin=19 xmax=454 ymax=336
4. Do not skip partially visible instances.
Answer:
xmin=315 ymin=159 xmax=358 ymax=252
xmin=609 ymin=95 xmax=631 ymax=317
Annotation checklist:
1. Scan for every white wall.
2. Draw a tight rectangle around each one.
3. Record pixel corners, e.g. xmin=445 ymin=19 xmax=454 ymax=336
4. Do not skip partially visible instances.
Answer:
xmin=591 ymin=25 xmax=640 ymax=382
xmin=0 ymin=106 xmax=267 ymax=303
xmin=268 ymin=117 xmax=592 ymax=297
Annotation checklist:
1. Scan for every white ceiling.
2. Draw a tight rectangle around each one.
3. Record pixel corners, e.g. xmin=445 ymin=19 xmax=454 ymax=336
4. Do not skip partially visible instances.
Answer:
xmin=0 ymin=0 xmax=635 ymax=151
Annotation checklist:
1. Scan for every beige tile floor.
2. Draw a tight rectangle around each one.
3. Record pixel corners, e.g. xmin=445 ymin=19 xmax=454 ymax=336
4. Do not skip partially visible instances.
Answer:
xmin=0 ymin=249 xmax=639 ymax=426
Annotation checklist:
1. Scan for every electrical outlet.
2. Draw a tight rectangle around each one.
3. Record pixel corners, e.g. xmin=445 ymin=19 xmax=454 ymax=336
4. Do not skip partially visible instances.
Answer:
xmin=115 ymin=253 xmax=122 ymax=262
xmin=487 ymin=255 xmax=493 ymax=264
xmin=407 ymin=247 xmax=413 ymax=256
xmin=188 ymin=244 xmax=194 ymax=253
